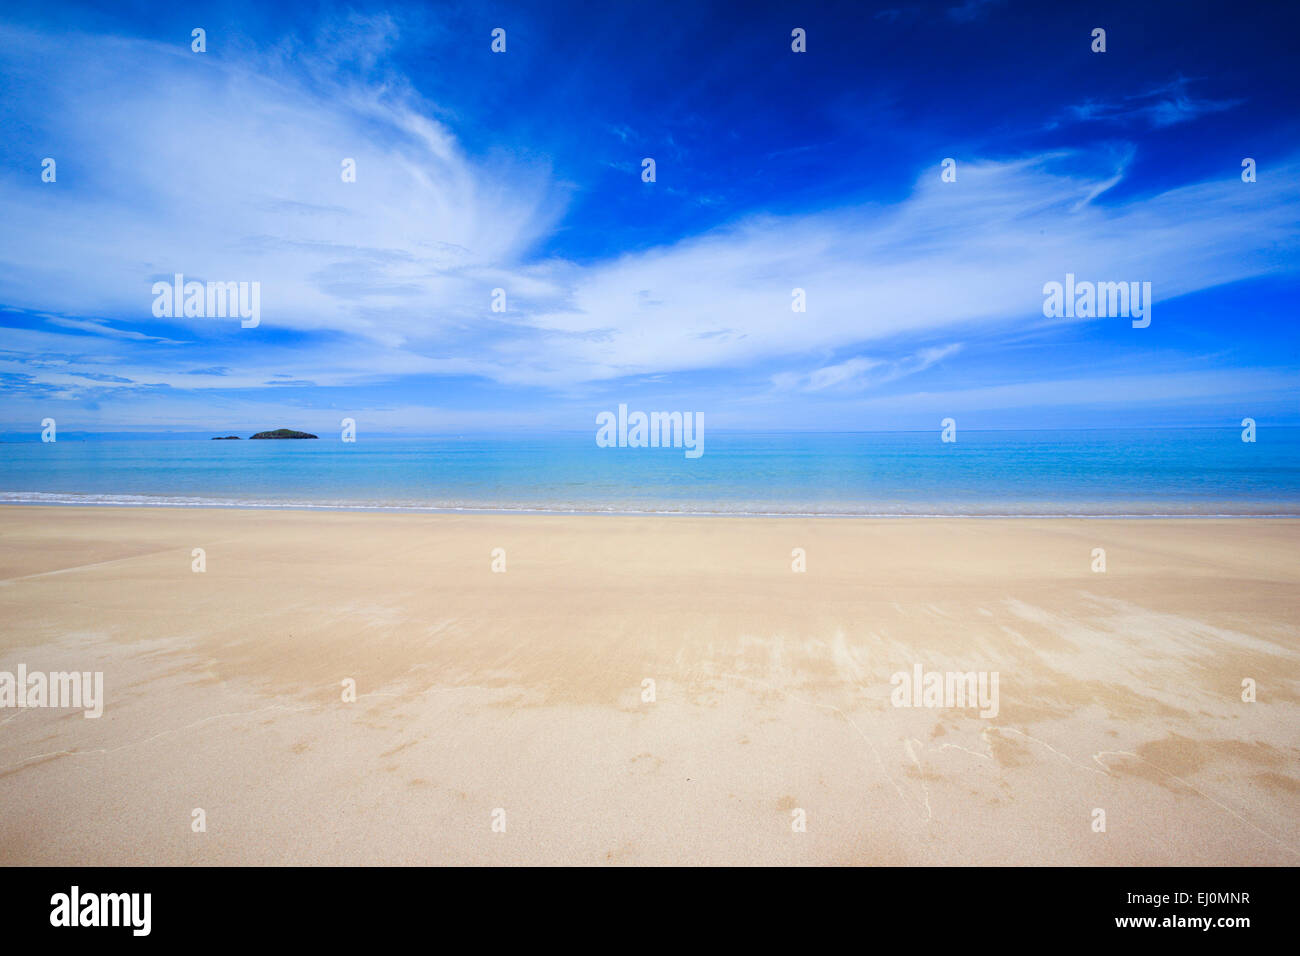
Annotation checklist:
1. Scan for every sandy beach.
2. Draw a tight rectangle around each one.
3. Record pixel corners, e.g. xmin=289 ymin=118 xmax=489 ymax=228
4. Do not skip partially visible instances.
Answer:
xmin=0 ymin=505 xmax=1296 ymax=865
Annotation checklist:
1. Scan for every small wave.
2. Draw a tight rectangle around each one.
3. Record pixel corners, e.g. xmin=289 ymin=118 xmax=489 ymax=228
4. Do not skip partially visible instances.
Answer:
xmin=1 ymin=491 xmax=1298 ymax=518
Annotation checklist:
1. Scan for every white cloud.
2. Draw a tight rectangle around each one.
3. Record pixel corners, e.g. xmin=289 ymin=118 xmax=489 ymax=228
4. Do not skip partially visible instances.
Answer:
xmin=508 ymin=157 xmax=1298 ymax=385
xmin=0 ymin=23 xmax=1296 ymax=407
xmin=1060 ymin=77 xmax=1243 ymax=129
xmin=774 ymin=344 xmax=963 ymax=393
xmin=0 ymin=23 xmax=565 ymax=346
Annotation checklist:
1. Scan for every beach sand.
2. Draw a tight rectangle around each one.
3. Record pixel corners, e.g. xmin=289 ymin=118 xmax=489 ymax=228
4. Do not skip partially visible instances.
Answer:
xmin=0 ymin=505 xmax=1296 ymax=865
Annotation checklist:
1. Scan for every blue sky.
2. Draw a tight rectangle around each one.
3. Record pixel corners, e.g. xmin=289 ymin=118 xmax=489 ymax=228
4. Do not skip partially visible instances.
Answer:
xmin=1 ymin=0 xmax=1297 ymax=436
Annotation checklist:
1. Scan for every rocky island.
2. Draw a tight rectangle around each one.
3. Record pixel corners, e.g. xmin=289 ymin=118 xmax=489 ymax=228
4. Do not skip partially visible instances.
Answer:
xmin=249 ymin=429 xmax=319 ymax=440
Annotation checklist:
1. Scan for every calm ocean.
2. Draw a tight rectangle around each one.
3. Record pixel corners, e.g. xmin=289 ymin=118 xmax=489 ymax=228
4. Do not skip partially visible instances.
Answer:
xmin=1 ymin=428 xmax=1298 ymax=516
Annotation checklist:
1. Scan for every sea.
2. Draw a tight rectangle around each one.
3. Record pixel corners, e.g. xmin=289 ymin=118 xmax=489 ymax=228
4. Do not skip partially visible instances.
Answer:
xmin=1 ymin=428 xmax=1298 ymax=517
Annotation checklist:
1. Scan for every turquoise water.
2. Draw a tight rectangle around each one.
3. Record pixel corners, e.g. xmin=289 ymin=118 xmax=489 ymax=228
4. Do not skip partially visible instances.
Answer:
xmin=1 ymin=429 xmax=1298 ymax=516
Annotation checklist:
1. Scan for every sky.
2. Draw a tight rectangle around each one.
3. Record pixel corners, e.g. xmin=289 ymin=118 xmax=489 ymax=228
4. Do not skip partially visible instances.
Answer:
xmin=0 ymin=0 xmax=1297 ymax=436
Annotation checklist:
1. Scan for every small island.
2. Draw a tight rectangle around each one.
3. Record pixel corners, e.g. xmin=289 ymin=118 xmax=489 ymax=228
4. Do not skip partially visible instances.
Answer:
xmin=211 ymin=436 xmax=241 ymax=440
xmin=249 ymin=429 xmax=319 ymax=440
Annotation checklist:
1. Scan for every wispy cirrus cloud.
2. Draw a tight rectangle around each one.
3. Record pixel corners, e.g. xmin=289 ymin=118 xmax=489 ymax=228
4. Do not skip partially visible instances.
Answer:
xmin=1056 ymin=76 xmax=1244 ymax=130
xmin=773 ymin=345 xmax=964 ymax=393
xmin=504 ymin=156 xmax=1298 ymax=387
xmin=0 ymin=9 xmax=1296 ymax=433
xmin=0 ymin=21 xmax=565 ymax=344
xmin=45 ymin=316 xmax=188 ymax=345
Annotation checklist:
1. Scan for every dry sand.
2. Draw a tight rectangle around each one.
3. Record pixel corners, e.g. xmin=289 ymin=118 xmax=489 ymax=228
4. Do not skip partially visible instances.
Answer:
xmin=0 ymin=505 xmax=1296 ymax=865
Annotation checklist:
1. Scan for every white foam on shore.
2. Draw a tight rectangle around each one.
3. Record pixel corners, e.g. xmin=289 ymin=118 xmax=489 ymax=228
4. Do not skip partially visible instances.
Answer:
xmin=1 ymin=490 xmax=1297 ymax=518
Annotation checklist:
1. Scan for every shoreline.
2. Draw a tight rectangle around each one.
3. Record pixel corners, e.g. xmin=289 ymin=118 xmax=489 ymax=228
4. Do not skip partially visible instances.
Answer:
xmin=3 ymin=496 xmax=1299 ymax=519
